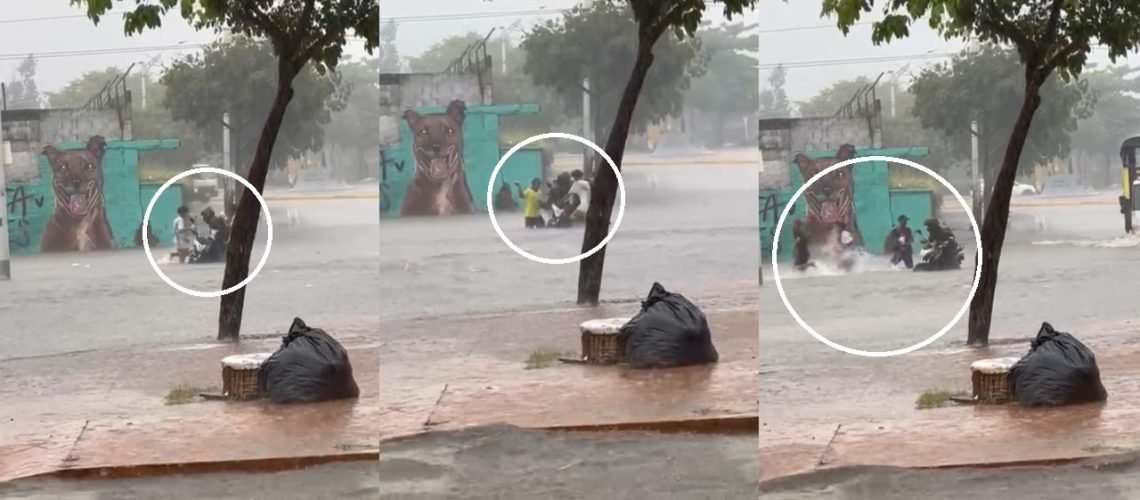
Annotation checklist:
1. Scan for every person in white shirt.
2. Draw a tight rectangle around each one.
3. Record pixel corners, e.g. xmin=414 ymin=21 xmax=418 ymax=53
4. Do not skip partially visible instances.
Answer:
xmin=835 ymin=221 xmax=858 ymax=272
xmin=567 ymin=169 xmax=591 ymax=221
xmin=171 ymin=206 xmax=197 ymax=263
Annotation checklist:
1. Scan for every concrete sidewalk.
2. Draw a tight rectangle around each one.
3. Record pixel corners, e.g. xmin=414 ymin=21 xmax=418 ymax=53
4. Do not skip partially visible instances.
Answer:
xmin=379 ymin=303 xmax=760 ymax=440
xmin=0 ymin=330 xmax=379 ymax=482
xmin=760 ymin=325 xmax=1140 ymax=482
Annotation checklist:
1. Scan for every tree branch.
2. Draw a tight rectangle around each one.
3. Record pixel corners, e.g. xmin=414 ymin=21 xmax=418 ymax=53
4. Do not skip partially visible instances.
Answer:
xmin=1043 ymin=0 xmax=1064 ymax=44
xmin=1044 ymin=39 xmax=1087 ymax=73
xmin=977 ymin=4 xmax=1034 ymax=60
xmin=297 ymin=29 xmax=343 ymax=66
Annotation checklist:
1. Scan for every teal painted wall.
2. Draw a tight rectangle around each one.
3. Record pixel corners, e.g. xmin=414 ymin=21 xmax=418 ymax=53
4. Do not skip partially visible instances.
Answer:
xmin=490 ymin=146 xmax=544 ymax=211
xmin=888 ymin=190 xmax=934 ymax=251
xmin=379 ymin=104 xmax=543 ymax=217
xmin=5 ymin=139 xmax=180 ymax=254
xmin=139 ymin=182 xmax=185 ymax=248
xmin=759 ymin=147 xmax=931 ymax=262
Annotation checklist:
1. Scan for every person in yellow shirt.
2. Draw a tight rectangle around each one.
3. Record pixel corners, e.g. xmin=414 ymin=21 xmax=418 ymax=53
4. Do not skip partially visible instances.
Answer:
xmin=517 ymin=178 xmax=545 ymax=229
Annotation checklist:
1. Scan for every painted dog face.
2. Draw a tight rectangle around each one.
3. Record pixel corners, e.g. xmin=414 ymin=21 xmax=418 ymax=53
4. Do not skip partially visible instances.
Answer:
xmin=794 ymin=144 xmax=856 ymax=225
xmin=404 ymin=100 xmax=465 ymax=182
xmin=43 ymin=136 xmax=107 ymax=218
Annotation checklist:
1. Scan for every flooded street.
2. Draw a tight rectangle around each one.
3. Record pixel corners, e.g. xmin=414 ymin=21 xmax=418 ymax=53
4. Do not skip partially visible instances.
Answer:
xmin=1 ymin=197 xmax=380 ymax=361
xmin=760 ymin=199 xmax=1140 ymax=480
xmin=377 ymin=163 xmax=759 ymax=321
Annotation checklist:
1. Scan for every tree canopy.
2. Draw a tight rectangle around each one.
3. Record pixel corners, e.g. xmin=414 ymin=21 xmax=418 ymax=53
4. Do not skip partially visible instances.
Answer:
xmin=5 ymin=55 xmax=42 ymax=110
xmin=758 ymin=64 xmax=789 ymax=118
xmin=160 ymin=36 xmax=347 ymax=170
xmin=822 ymin=0 xmax=1140 ymax=346
xmin=687 ymin=21 xmax=760 ymax=117
xmin=909 ymin=45 xmax=1094 ymax=175
xmin=521 ymin=1 xmax=707 ymax=140
xmin=1071 ymin=65 xmax=1140 ymax=163
xmin=324 ymin=55 xmax=380 ymax=180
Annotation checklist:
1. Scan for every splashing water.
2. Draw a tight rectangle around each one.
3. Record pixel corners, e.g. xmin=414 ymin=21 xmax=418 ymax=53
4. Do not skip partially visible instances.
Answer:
xmin=778 ymin=249 xmax=908 ymax=279
xmin=1033 ymin=233 xmax=1140 ymax=249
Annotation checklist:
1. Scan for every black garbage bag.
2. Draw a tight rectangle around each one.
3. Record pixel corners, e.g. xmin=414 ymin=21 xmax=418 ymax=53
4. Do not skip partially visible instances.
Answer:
xmin=618 ymin=282 xmax=719 ymax=369
xmin=259 ymin=318 xmax=361 ymax=404
xmin=1007 ymin=322 xmax=1108 ymax=407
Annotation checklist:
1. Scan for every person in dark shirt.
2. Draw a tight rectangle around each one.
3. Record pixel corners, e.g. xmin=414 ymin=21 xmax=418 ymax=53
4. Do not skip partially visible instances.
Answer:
xmin=886 ymin=215 xmax=914 ymax=269
xmin=792 ymin=218 xmax=814 ymax=271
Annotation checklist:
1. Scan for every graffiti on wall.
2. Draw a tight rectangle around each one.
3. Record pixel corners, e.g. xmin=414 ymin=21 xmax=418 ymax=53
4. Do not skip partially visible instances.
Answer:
xmin=40 ymin=136 xmax=115 ymax=251
xmin=6 ymin=137 xmax=182 ymax=254
xmin=400 ymin=100 xmax=475 ymax=216
xmin=5 ymin=185 xmax=44 ymax=248
xmin=792 ymin=143 xmax=862 ymax=248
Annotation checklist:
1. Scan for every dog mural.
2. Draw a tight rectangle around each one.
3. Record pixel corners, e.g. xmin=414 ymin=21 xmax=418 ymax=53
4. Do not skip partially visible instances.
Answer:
xmin=400 ymin=100 xmax=474 ymax=216
xmin=40 ymin=136 xmax=115 ymax=252
xmin=792 ymin=144 xmax=861 ymax=248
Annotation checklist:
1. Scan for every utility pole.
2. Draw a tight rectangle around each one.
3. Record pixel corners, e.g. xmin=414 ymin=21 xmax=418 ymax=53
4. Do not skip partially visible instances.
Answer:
xmin=582 ymin=78 xmax=592 ymax=176
xmin=0 ymin=111 xmax=11 ymax=280
xmin=971 ymin=120 xmax=982 ymax=225
xmin=222 ymin=111 xmax=234 ymax=217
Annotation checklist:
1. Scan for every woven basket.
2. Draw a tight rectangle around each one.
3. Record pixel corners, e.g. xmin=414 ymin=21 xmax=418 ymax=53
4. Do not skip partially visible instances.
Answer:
xmin=970 ymin=357 xmax=1019 ymax=404
xmin=581 ymin=331 xmax=624 ymax=365
xmin=579 ymin=318 xmax=629 ymax=365
xmin=221 ymin=353 xmax=271 ymax=401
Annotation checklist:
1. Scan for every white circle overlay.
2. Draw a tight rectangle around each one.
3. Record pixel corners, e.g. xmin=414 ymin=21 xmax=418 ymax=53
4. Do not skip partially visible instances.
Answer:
xmin=142 ymin=167 xmax=273 ymax=298
xmin=771 ymin=155 xmax=982 ymax=358
xmin=486 ymin=132 xmax=626 ymax=265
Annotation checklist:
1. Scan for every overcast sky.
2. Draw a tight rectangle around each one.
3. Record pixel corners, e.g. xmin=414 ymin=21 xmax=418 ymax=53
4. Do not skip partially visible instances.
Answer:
xmin=1 ymin=0 xmax=1136 ymax=103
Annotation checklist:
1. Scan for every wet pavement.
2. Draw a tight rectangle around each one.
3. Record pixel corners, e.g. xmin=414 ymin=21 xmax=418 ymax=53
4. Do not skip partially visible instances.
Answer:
xmin=0 ymin=461 xmax=379 ymax=499
xmin=377 ymin=425 xmax=758 ymax=499
xmin=0 ymin=333 xmax=378 ymax=482
xmin=0 ymin=425 xmax=759 ymax=500
xmin=379 ymin=305 xmax=757 ymax=440
xmin=1 ymin=196 xmax=379 ymax=360
xmin=761 ymin=452 xmax=1140 ymax=499
xmin=760 ymin=201 xmax=1140 ymax=481
xmin=376 ymin=163 xmax=758 ymax=322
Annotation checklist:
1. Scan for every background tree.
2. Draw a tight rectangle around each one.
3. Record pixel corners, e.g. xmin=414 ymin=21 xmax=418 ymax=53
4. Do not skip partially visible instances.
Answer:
xmin=406 ymin=32 xmax=485 ymax=72
xmin=909 ymin=45 xmax=1092 ymax=200
xmin=378 ymin=20 xmax=401 ymax=72
xmin=823 ymin=0 xmax=1140 ymax=345
xmin=521 ymin=1 xmax=708 ymax=153
xmin=6 ymin=55 xmax=42 ymax=109
xmin=75 ymin=0 xmax=378 ymax=341
xmin=1070 ymin=66 xmax=1140 ymax=184
xmin=686 ymin=21 xmax=761 ymax=145
xmin=404 ymin=31 xmax=571 ymax=143
xmin=324 ymin=56 xmax=379 ymax=182
xmin=796 ymin=76 xmax=878 ymax=117
xmin=526 ymin=0 xmax=757 ymax=305
xmin=48 ymin=66 xmax=208 ymax=172
xmin=757 ymin=64 xmax=789 ymax=118
xmin=162 ymin=36 xmax=348 ymax=176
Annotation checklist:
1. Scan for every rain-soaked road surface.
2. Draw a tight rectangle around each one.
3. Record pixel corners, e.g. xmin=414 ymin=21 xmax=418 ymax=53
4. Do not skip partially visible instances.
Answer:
xmin=760 ymin=200 xmax=1140 ymax=480
xmin=762 ymin=453 xmax=1140 ymax=499
xmin=1 ymin=196 xmax=380 ymax=361
xmin=0 ymin=426 xmax=759 ymax=499
xmin=377 ymin=163 xmax=759 ymax=322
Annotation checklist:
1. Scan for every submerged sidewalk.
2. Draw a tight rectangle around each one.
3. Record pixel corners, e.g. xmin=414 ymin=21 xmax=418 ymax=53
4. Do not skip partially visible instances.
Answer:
xmin=379 ymin=302 xmax=760 ymax=440
xmin=0 ymin=329 xmax=379 ymax=483
xmin=760 ymin=324 xmax=1140 ymax=482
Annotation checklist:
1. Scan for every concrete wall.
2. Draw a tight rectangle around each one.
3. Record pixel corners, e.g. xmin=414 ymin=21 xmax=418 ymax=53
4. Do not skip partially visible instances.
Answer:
xmin=2 ymin=108 xmax=131 ymax=182
xmin=379 ymin=103 xmax=543 ymax=218
xmin=759 ymin=147 xmax=931 ymax=262
xmin=5 ymin=139 xmax=180 ymax=254
xmin=758 ymin=116 xmax=881 ymax=191
xmin=378 ymin=73 xmax=492 ymax=146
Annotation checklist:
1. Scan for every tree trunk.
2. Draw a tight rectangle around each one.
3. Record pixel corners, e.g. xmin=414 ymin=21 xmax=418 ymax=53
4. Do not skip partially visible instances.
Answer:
xmin=966 ymin=78 xmax=1043 ymax=346
xmin=217 ymin=63 xmax=298 ymax=341
xmin=576 ymin=41 xmax=656 ymax=305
